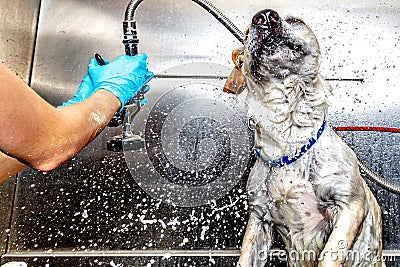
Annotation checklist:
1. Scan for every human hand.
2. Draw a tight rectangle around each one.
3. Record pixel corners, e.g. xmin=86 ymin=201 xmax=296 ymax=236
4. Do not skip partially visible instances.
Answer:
xmin=59 ymin=54 xmax=153 ymax=110
xmin=88 ymin=54 xmax=154 ymax=111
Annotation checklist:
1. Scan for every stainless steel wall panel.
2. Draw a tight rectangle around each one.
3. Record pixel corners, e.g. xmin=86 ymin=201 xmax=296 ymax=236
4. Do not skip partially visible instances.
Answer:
xmin=0 ymin=0 xmax=41 ymax=82
xmin=30 ymin=0 xmax=127 ymax=105
xmin=8 ymin=75 xmax=252 ymax=250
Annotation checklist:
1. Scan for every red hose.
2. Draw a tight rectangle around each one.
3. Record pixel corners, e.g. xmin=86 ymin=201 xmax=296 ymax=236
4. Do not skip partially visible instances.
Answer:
xmin=332 ymin=126 xmax=400 ymax=133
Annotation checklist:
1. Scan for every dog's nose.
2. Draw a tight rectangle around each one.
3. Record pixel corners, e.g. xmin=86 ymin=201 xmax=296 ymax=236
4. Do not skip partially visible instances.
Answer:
xmin=252 ymin=9 xmax=281 ymax=28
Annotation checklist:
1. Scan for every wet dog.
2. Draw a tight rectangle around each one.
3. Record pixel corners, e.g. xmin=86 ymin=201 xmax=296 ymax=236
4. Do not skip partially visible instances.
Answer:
xmin=224 ymin=9 xmax=383 ymax=267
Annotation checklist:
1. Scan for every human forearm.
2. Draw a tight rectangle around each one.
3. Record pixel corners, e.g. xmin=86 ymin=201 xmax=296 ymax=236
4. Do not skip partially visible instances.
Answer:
xmin=0 ymin=90 xmax=118 ymax=176
xmin=1 ymin=90 xmax=119 ymax=173
xmin=29 ymin=89 xmax=121 ymax=171
xmin=0 ymin=62 xmax=118 ymax=171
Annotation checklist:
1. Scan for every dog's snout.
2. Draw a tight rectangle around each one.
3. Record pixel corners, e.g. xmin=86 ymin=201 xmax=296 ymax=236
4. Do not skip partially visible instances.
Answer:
xmin=252 ymin=9 xmax=281 ymax=28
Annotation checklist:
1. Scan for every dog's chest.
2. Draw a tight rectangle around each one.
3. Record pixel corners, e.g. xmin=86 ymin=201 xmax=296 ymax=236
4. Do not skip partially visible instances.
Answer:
xmin=252 ymin=160 xmax=328 ymax=238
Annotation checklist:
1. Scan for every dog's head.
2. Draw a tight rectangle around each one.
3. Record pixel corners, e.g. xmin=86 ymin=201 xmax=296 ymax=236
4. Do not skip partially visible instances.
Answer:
xmin=225 ymin=9 xmax=332 ymax=131
xmin=224 ymin=9 xmax=321 ymax=94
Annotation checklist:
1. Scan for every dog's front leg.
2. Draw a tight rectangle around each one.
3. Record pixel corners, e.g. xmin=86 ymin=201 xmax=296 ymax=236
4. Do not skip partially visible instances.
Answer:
xmin=317 ymin=204 xmax=366 ymax=267
xmin=238 ymin=162 xmax=275 ymax=267
xmin=237 ymin=213 xmax=273 ymax=267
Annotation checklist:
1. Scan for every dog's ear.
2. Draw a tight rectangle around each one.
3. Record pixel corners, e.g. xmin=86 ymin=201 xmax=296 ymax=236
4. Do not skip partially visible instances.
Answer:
xmin=223 ymin=47 xmax=246 ymax=95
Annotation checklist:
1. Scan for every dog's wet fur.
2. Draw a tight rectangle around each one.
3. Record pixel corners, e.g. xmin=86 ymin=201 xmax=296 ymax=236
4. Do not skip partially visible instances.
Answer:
xmin=224 ymin=9 xmax=383 ymax=267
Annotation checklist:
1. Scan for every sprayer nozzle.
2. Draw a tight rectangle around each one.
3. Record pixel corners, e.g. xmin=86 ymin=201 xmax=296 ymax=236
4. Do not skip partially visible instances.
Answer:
xmin=123 ymin=20 xmax=139 ymax=56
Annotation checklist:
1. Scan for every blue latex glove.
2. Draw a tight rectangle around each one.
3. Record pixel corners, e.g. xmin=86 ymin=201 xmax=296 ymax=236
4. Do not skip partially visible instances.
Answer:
xmin=59 ymin=74 xmax=94 ymax=107
xmin=59 ymin=54 xmax=154 ymax=111
xmin=88 ymin=54 xmax=154 ymax=111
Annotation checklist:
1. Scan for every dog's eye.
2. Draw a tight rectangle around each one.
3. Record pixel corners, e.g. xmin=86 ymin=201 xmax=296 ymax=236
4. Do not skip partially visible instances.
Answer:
xmin=285 ymin=17 xmax=308 ymax=34
xmin=285 ymin=16 xmax=305 ymax=25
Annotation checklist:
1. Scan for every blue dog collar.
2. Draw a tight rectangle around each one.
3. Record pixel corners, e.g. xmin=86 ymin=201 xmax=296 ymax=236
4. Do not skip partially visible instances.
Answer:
xmin=254 ymin=121 xmax=327 ymax=168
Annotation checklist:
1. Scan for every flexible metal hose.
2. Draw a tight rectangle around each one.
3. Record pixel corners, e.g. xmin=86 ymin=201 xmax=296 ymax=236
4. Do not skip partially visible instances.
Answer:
xmin=125 ymin=0 xmax=244 ymax=43
xmin=125 ymin=0 xmax=142 ymax=21
xmin=191 ymin=0 xmax=244 ymax=44
xmin=358 ymin=159 xmax=400 ymax=195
